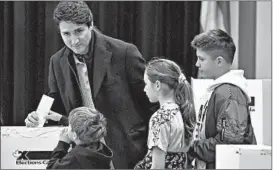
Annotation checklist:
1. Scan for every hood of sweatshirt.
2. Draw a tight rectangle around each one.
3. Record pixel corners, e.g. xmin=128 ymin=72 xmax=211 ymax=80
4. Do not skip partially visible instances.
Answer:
xmin=207 ymin=69 xmax=251 ymax=103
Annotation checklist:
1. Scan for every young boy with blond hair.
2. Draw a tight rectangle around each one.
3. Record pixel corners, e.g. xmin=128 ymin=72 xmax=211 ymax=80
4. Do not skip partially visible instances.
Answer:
xmin=47 ymin=107 xmax=113 ymax=169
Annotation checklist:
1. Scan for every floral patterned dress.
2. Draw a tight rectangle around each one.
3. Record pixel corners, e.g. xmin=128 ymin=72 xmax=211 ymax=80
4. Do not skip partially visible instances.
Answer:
xmin=134 ymin=103 xmax=188 ymax=169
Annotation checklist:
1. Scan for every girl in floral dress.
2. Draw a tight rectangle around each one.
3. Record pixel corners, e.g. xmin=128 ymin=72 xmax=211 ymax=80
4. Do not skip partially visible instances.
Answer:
xmin=134 ymin=58 xmax=196 ymax=169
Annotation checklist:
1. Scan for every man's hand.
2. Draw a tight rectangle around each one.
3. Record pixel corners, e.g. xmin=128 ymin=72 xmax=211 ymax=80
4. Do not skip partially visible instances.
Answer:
xmin=25 ymin=111 xmax=39 ymax=128
xmin=25 ymin=110 xmax=62 ymax=128
xmin=44 ymin=110 xmax=62 ymax=121
xmin=59 ymin=127 xmax=72 ymax=144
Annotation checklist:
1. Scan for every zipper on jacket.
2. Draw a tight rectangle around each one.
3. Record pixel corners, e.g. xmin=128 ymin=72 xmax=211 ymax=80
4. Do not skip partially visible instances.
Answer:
xmin=221 ymin=118 xmax=226 ymax=142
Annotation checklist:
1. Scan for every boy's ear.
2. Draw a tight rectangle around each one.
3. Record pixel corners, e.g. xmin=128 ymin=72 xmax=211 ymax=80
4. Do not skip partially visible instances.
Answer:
xmin=216 ymin=56 xmax=225 ymax=65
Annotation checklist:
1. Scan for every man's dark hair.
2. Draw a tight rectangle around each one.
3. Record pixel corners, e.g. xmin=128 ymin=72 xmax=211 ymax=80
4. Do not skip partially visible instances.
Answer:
xmin=53 ymin=1 xmax=93 ymax=27
xmin=191 ymin=29 xmax=236 ymax=64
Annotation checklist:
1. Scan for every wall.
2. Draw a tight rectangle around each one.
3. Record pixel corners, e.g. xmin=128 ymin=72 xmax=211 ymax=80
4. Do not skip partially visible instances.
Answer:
xmin=230 ymin=1 xmax=272 ymax=80
xmin=255 ymin=1 xmax=272 ymax=79
xmin=255 ymin=2 xmax=272 ymax=146
xmin=228 ymin=1 xmax=271 ymax=146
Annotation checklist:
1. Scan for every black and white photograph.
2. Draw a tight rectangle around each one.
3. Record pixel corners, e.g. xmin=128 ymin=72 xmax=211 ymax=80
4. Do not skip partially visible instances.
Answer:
xmin=0 ymin=1 xmax=272 ymax=169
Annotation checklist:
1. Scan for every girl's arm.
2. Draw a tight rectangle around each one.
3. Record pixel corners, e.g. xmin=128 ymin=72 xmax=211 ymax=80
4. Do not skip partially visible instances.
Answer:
xmin=151 ymin=146 xmax=166 ymax=169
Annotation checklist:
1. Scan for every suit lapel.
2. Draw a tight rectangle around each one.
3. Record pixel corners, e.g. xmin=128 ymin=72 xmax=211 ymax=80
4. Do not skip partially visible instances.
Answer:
xmin=60 ymin=48 xmax=82 ymax=108
xmin=93 ymin=44 xmax=112 ymax=98
xmin=60 ymin=31 xmax=112 ymax=106
xmin=59 ymin=48 xmax=73 ymax=83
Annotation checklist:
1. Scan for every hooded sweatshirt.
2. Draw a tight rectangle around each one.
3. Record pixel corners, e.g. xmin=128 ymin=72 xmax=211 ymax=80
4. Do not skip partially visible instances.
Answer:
xmin=208 ymin=70 xmax=251 ymax=102
xmin=46 ymin=141 xmax=113 ymax=169
xmin=189 ymin=70 xmax=256 ymax=169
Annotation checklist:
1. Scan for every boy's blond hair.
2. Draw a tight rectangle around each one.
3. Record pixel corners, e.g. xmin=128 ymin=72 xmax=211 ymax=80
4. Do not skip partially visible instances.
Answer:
xmin=68 ymin=107 xmax=107 ymax=145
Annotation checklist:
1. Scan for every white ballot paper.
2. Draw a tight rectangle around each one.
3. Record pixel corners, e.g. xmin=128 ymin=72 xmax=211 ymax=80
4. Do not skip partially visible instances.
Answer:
xmin=36 ymin=95 xmax=54 ymax=127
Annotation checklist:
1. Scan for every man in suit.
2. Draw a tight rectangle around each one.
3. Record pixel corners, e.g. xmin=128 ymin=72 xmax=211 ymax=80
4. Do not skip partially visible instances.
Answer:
xmin=24 ymin=1 xmax=156 ymax=168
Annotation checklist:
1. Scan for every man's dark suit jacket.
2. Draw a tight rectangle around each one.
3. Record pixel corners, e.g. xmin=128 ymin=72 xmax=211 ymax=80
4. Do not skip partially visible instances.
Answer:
xmin=47 ymin=29 xmax=157 ymax=168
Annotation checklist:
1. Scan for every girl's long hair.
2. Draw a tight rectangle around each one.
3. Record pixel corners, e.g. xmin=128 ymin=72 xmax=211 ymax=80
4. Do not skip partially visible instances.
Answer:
xmin=145 ymin=58 xmax=196 ymax=145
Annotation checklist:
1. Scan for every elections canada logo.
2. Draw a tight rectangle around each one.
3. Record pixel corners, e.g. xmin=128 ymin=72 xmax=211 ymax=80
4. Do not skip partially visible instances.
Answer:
xmin=12 ymin=149 xmax=52 ymax=165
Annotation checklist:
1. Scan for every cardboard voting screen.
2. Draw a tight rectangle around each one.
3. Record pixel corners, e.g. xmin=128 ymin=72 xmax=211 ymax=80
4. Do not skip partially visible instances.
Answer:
xmin=191 ymin=78 xmax=264 ymax=145
xmin=216 ymin=145 xmax=271 ymax=169
xmin=1 ymin=126 xmax=64 ymax=169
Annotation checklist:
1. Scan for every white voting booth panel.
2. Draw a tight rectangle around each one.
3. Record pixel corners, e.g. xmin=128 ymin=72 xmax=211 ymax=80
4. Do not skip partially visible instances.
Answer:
xmin=216 ymin=145 xmax=271 ymax=169
xmin=261 ymin=79 xmax=272 ymax=146
xmin=191 ymin=78 xmax=270 ymax=145
xmin=1 ymin=126 xmax=64 ymax=169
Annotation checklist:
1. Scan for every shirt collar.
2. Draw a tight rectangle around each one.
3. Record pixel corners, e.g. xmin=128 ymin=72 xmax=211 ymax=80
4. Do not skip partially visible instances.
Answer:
xmin=73 ymin=30 xmax=95 ymax=64
xmin=73 ymin=54 xmax=84 ymax=64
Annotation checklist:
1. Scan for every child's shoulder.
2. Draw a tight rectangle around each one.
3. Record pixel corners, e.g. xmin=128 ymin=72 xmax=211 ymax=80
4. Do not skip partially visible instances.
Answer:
xmin=151 ymin=103 xmax=180 ymax=125
xmin=158 ymin=102 xmax=180 ymax=114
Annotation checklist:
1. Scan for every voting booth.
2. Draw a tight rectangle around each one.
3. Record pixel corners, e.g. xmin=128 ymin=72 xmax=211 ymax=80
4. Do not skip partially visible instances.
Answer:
xmin=191 ymin=78 xmax=272 ymax=169
xmin=1 ymin=126 xmax=64 ymax=169
xmin=191 ymin=78 xmax=271 ymax=146
xmin=216 ymin=145 xmax=271 ymax=169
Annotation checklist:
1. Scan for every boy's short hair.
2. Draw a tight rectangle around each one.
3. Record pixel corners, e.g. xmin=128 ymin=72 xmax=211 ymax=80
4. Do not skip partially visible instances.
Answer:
xmin=53 ymin=1 xmax=93 ymax=27
xmin=191 ymin=29 xmax=236 ymax=64
xmin=68 ymin=107 xmax=106 ymax=145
